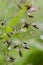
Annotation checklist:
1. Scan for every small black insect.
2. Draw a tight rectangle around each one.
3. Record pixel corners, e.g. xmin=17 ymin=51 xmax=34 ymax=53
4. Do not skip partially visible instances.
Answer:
xmin=0 ymin=19 xmax=6 ymax=26
xmin=1 ymin=22 xmax=5 ymax=26
xmin=32 ymin=25 xmax=39 ymax=29
xmin=19 ymin=49 xmax=22 ymax=57
xmin=23 ymin=23 xmax=29 ymax=29
xmin=25 ymin=4 xmax=32 ymax=10
xmin=23 ymin=46 xmax=30 ymax=49
xmin=7 ymin=33 xmax=11 ymax=38
xmin=28 ymin=15 xmax=34 ymax=18
xmin=23 ymin=42 xmax=30 ymax=49
xmin=6 ymin=39 xmax=11 ymax=47
xmin=23 ymin=42 xmax=27 ymax=44
xmin=10 ymin=57 xmax=15 ymax=62
xmin=13 ymin=45 xmax=18 ymax=49
xmin=18 ymin=5 xmax=22 ymax=9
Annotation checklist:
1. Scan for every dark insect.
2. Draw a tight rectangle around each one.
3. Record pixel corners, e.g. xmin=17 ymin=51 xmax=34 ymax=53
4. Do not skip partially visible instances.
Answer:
xmin=32 ymin=25 xmax=39 ymax=29
xmin=10 ymin=57 xmax=15 ymax=62
xmin=0 ymin=19 xmax=6 ymax=26
xmin=7 ymin=33 xmax=11 ymax=38
xmin=23 ymin=42 xmax=27 ymax=44
xmin=19 ymin=49 xmax=22 ymax=57
xmin=28 ymin=15 xmax=34 ymax=18
xmin=18 ymin=5 xmax=22 ymax=9
xmin=25 ymin=4 xmax=32 ymax=10
xmin=23 ymin=42 xmax=30 ymax=49
xmin=13 ymin=45 xmax=18 ymax=49
xmin=23 ymin=46 xmax=30 ymax=49
xmin=23 ymin=23 xmax=29 ymax=29
xmin=1 ymin=22 xmax=5 ymax=26
xmin=6 ymin=40 xmax=11 ymax=47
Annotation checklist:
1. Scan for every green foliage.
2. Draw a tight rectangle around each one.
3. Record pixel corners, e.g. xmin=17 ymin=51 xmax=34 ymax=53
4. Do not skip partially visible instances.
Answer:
xmin=0 ymin=0 xmax=43 ymax=65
